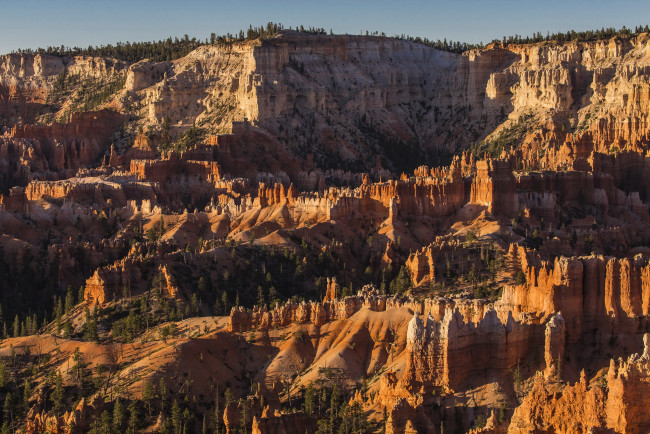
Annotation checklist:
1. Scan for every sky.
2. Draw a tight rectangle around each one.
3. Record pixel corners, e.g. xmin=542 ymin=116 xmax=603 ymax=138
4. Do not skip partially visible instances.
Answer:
xmin=0 ymin=0 xmax=649 ymax=55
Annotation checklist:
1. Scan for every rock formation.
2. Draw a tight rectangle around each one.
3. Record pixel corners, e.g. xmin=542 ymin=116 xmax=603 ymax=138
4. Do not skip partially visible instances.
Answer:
xmin=509 ymin=333 xmax=650 ymax=433
xmin=3 ymin=30 xmax=650 ymax=433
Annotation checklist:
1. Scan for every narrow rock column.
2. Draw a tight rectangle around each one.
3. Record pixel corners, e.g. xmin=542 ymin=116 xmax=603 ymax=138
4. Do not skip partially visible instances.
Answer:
xmin=544 ymin=312 xmax=566 ymax=378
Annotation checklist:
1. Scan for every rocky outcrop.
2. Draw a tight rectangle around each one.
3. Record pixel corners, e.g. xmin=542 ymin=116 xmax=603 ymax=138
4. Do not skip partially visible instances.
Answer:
xmin=84 ymin=260 xmax=183 ymax=306
xmin=129 ymin=154 xmax=222 ymax=184
xmin=324 ymin=277 xmax=339 ymax=301
xmin=24 ymin=177 xmax=156 ymax=206
xmin=251 ymin=411 xmax=316 ymax=434
xmin=3 ymin=33 xmax=650 ymax=174
xmin=509 ymin=333 xmax=650 ymax=433
xmin=500 ymin=250 xmax=650 ymax=342
xmin=544 ymin=312 xmax=565 ymax=378
xmin=471 ymin=158 xmax=517 ymax=216
xmin=397 ymin=310 xmax=544 ymax=393
xmin=84 ymin=258 xmax=143 ymax=305
xmin=229 ymin=284 xmax=499 ymax=333
xmin=0 ymin=110 xmax=124 ymax=192
xmin=25 ymin=396 xmax=104 ymax=434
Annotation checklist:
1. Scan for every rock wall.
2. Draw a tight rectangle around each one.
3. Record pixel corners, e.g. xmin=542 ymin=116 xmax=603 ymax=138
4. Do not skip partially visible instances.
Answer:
xmin=0 ymin=110 xmax=123 ymax=192
xmin=398 ymin=309 xmax=545 ymax=392
xmin=500 ymin=250 xmax=650 ymax=342
xmin=3 ymin=33 xmax=650 ymax=173
xmin=509 ymin=334 xmax=650 ymax=433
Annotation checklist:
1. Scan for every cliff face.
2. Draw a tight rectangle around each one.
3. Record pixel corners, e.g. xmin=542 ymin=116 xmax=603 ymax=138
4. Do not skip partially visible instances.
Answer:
xmin=0 ymin=110 xmax=124 ymax=192
xmin=249 ymin=34 xmax=506 ymax=166
xmin=509 ymin=334 xmax=650 ymax=434
xmin=253 ymin=33 xmax=650 ymax=171
xmin=398 ymin=309 xmax=544 ymax=393
xmin=4 ymin=33 xmax=647 ymax=175
xmin=500 ymin=248 xmax=650 ymax=342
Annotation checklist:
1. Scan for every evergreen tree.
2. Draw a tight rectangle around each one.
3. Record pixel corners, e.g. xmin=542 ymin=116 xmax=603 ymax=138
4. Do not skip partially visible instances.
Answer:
xmin=304 ymin=382 xmax=315 ymax=415
xmin=78 ymin=286 xmax=86 ymax=305
xmin=213 ymin=387 xmax=222 ymax=433
xmin=127 ymin=401 xmax=139 ymax=434
xmin=256 ymin=286 xmax=266 ymax=307
xmin=113 ymin=398 xmax=125 ymax=430
xmin=159 ymin=377 xmax=168 ymax=412
xmin=171 ymin=400 xmax=182 ymax=434
xmin=190 ymin=293 xmax=200 ymax=316
xmin=63 ymin=321 xmax=73 ymax=339
xmin=11 ymin=316 xmax=19 ymax=338
xmin=142 ymin=380 xmax=155 ymax=416
xmin=2 ymin=392 xmax=13 ymax=424
xmin=65 ymin=287 xmax=75 ymax=314
xmin=98 ymin=410 xmax=112 ymax=434
xmin=51 ymin=373 xmax=65 ymax=414
xmin=0 ymin=362 xmax=6 ymax=389
xmin=330 ymin=384 xmax=341 ymax=418
xmin=22 ymin=378 xmax=32 ymax=410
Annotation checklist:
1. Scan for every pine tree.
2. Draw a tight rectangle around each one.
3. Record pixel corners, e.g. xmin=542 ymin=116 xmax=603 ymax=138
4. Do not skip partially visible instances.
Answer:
xmin=224 ymin=388 xmax=233 ymax=406
xmin=221 ymin=292 xmax=228 ymax=315
xmin=171 ymin=400 xmax=182 ymax=434
xmin=159 ymin=377 xmax=168 ymax=412
xmin=2 ymin=392 xmax=12 ymax=423
xmin=142 ymin=380 xmax=155 ymax=416
xmin=113 ymin=398 xmax=125 ymax=430
xmin=52 ymin=374 xmax=65 ymax=414
xmin=22 ymin=378 xmax=32 ymax=409
xmin=55 ymin=297 xmax=63 ymax=332
xmin=78 ymin=286 xmax=86 ymax=305
xmin=63 ymin=321 xmax=73 ymax=339
xmin=65 ymin=286 xmax=75 ymax=314
xmin=304 ymin=382 xmax=315 ymax=415
xmin=213 ymin=386 xmax=222 ymax=433
xmin=12 ymin=316 xmax=19 ymax=338
xmin=239 ymin=399 xmax=249 ymax=433
xmin=127 ymin=401 xmax=139 ymax=434
xmin=99 ymin=410 xmax=112 ymax=433
xmin=190 ymin=293 xmax=200 ymax=316
xmin=330 ymin=384 xmax=341 ymax=418
xmin=0 ymin=361 xmax=6 ymax=389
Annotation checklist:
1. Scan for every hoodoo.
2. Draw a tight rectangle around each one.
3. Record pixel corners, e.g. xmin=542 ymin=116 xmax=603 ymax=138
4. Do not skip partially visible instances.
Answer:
xmin=1 ymin=17 xmax=650 ymax=433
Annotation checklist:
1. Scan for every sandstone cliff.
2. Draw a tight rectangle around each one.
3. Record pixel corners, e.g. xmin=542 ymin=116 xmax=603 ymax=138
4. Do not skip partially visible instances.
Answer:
xmin=5 ymin=33 xmax=649 ymax=174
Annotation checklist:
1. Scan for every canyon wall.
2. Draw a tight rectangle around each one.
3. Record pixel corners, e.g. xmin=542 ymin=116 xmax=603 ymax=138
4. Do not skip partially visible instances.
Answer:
xmin=2 ymin=33 xmax=650 ymax=174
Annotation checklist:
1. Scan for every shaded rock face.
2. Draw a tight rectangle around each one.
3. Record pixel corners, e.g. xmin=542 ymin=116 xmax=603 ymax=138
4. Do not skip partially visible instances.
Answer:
xmin=249 ymin=34 xmax=515 ymax=169
xmin=84 ymin=261 xmax=181 ymax=306
xmin=0 ymin=110 xmax=124 ymax=193
xmin=84 ymin=258 xmax=143 ymax=305
xmin=251 ymin=411 xmax=316 ymax=434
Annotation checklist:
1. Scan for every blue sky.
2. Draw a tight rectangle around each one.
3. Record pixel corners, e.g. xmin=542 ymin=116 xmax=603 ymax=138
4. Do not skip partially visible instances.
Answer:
xmin=1 ymin=0 xmax=648 ymax=54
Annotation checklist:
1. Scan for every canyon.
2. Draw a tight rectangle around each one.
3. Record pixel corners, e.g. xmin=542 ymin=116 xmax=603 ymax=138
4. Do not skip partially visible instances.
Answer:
xmin=0 ymin=29 xmax=649 ymax=433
